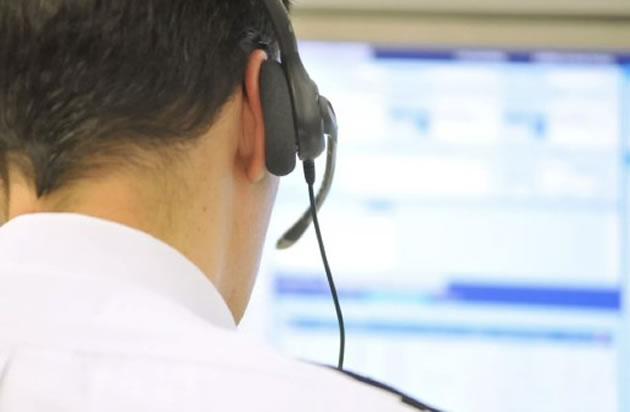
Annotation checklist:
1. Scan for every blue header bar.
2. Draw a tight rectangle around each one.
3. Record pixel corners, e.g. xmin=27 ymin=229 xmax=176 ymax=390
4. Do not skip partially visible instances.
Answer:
xmin=274 ymin=275 xmax=621 ymax=311
xmin=447 ymin=283 xmax=621 ymax=311
xmin=373 ymin=48 xmax=630 ymax=65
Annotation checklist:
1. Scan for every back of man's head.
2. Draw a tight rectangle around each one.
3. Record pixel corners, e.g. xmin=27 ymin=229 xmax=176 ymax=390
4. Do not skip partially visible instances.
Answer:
xmin=0 ymin=0 xmax=290 ymax=198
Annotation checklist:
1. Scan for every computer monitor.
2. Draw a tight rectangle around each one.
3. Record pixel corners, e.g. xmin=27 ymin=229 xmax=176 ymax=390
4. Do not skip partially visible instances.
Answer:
xmin=242 ymin=41 xmax=629 ymax=412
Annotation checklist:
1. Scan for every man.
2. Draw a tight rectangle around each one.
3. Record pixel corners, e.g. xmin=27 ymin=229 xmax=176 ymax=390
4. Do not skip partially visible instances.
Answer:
xmin=0 ymin=1 xmax=437 ymax=411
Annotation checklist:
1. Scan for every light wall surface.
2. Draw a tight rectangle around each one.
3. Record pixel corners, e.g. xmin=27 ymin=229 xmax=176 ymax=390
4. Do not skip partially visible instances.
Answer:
xmin=294 ymin=0 xmax=630 ymax=16
xmin=291 ymin=4 xmax=630 ymax=51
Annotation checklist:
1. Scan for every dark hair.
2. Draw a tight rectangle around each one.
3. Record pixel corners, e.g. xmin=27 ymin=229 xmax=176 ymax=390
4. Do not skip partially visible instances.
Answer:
xmin=0 ymin=0 xmax=291 ymax=196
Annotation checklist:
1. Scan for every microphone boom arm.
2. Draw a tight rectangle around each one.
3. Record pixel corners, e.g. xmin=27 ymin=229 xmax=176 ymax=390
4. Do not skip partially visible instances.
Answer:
xmin=276 ymin=97 xmax=338 ymax=249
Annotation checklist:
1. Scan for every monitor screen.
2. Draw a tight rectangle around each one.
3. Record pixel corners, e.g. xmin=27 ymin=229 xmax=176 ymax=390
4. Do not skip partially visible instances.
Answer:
xmin=242 ymin=42 xmax=629 ymax=412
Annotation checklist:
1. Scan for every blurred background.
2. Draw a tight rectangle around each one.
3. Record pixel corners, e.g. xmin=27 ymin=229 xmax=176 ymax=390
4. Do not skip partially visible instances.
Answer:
xmin=240 ymin=1 xmax=630 ymax=411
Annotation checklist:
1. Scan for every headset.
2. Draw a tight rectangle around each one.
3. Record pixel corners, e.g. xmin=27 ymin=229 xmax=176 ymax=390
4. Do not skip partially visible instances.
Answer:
xmin=259 ymin=0 xmax=345 ymax=370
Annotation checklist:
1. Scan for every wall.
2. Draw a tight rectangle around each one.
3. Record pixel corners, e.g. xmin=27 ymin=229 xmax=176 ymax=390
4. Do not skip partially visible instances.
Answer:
xmin=294 ymin=0 xmax=630 ymax=17
xmin=291 ymin=7 xmax=630 ymax=51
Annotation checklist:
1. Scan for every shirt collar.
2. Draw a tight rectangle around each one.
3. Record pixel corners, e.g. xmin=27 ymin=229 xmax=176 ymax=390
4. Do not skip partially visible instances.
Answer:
xmin=0 ymin=213 xmax=236 ymax=330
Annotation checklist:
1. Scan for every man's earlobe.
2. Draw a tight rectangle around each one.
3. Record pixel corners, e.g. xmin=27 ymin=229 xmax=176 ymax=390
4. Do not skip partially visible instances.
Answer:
xmin=240 ymin=49 xmax=268 ymax=183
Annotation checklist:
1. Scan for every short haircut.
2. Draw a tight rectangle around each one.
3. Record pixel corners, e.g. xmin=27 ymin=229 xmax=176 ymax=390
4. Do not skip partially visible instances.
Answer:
xmin=0 ymin=0 xmax=291 ymax=196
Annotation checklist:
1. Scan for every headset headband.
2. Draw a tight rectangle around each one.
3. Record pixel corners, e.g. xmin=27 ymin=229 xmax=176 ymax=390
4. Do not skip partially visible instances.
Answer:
xmin=260 ymin=0 xmax=299 ymax=54
xmin=260 ymin=0 xmax=325 ymax=162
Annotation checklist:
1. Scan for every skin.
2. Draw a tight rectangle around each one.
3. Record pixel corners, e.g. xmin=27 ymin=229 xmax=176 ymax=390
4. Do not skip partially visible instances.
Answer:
xmin=3 ymin=50 xmax=279 ymax=323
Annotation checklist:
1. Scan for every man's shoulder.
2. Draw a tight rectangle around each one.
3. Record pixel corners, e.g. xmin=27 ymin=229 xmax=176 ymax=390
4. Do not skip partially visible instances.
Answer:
xmin=0 ymin=273 xmax=437 ymax=412
xmin=0 ymin=332 xmax=431 ymax=412
xmin=333 ymin=368 xmax=442 ymax=412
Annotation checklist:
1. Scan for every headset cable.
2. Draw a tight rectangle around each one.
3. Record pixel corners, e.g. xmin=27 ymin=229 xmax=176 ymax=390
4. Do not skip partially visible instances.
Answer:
xmin=303 ymin=160 xmax=345 ymax=370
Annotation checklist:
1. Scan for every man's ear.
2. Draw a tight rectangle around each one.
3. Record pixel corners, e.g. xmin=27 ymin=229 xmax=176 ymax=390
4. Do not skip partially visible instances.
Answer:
xmin=239 ymin=49 xmax=268 ymax=183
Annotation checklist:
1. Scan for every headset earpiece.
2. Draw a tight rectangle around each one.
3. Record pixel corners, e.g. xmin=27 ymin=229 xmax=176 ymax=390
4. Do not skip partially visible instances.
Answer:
xmin=259 ymin=60 xmax=298 ymax=176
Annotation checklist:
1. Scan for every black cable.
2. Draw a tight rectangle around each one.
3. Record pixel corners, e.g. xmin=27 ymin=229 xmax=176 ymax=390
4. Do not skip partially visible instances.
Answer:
xmin=303 ymin=161 xmax=346 ymax=370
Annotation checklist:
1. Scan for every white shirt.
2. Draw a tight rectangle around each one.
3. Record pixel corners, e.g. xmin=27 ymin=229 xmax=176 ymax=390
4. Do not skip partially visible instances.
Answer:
xmin=0 ymin=214 xmax=426 ymax=412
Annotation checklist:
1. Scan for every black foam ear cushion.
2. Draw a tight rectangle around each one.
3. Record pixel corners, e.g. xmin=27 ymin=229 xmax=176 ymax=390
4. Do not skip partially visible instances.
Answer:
xmin=259 ymin=60 xmax=298 ymax=177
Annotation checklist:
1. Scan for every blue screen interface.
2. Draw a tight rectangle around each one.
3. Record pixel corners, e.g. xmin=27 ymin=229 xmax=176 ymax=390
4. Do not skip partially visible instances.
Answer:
xmin=244 ymin=42 xmax=630 ymax=412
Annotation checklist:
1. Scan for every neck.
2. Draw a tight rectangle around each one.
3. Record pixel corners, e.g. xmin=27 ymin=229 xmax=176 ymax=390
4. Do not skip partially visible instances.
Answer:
xmin=4 ymin=166 xmax=231 ymax=291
